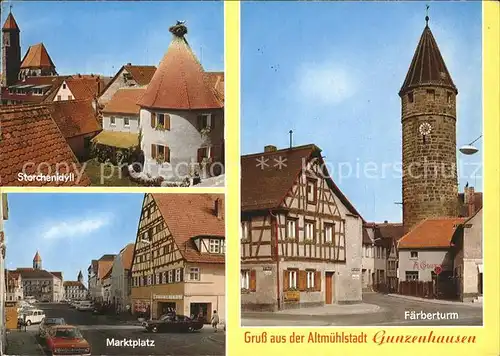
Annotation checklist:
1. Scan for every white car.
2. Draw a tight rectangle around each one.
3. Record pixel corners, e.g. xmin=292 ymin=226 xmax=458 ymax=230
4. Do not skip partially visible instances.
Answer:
xmin=19 ymin=309 xmax=46 ymax=326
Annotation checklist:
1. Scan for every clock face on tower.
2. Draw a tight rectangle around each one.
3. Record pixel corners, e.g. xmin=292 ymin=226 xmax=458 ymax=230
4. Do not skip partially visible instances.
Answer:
xmin=419 ymin=122 xmax=432 ymax=136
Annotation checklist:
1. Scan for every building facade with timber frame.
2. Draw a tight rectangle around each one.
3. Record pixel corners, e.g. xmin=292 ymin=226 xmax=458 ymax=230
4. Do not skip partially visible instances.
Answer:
xmin=241 ymin=144 xmax=363 ymax=311
xmin=130 ymin=193 xmax=225 ymax=322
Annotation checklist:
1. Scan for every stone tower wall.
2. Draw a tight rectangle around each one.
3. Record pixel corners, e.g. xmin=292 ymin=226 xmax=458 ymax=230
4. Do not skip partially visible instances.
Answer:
xmin=1 ymin=29 xmax=21 ymax=87
xmin=401 ymin=85 xmax=459 ymax=233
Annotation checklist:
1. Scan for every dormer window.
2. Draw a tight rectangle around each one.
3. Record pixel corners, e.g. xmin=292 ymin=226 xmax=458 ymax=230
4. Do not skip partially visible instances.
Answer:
xmin=209 ymin=239 xmax=225 ymax=254
xmin=62 ymin=83 xmax=67 ymax=89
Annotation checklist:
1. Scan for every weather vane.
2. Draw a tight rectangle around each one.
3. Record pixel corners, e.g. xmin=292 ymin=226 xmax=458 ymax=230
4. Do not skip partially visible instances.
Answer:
xmin=425 ymin=4 xmax=430 ymax=26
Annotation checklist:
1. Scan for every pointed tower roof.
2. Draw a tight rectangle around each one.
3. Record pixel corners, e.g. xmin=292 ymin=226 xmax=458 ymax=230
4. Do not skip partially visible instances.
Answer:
xmin=20 ymin=43 xmax=56 ymax=69
xmin=33 ymin=251 xmax=42 ymax=262
xmin=2 ymin=12 xmax=20 ymax=31
xmin=137 ymin=22 xmax=223 ymax=110
xmin=399 ymin=17 xmax=457 ymax=96
xmin=78 ymin=270 xmax=83 ymax=278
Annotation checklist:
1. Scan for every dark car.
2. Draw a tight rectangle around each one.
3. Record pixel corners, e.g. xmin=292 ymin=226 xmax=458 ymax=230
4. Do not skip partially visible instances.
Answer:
xmin=144 ymin=314 xmax=203 ymax=333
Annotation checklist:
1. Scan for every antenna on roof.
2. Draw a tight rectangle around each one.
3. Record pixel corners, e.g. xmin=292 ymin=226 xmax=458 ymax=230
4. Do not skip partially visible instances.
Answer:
xmin=289 ymin=130 xmax=293 ymax=149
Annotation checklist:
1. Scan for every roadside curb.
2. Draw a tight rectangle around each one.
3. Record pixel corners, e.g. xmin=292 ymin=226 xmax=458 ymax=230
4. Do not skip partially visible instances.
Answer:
xmin=386 ymin=294 xmax=483 ymax=307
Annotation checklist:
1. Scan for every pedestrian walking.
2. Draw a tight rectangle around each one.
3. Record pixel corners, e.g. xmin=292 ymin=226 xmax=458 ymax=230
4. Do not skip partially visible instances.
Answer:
xmin=211 ymin=311 xmax=219 ymax=333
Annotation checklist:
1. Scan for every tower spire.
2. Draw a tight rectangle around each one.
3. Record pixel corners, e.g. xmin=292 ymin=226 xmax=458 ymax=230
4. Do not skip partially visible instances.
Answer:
xmin=425 ymin=4 xmax=430 ymax=27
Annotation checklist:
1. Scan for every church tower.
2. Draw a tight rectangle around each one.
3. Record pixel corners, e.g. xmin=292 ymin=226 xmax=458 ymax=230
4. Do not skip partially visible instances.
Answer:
xmin=77 ymin=270 xmax=83 ymax=283
xmin=1 ymin=11 xmax=21 ymax=87
xmin=33 ymin=251 xmax=42 ymax=269
xmin=400 ymin=15 xmax=459 ymax=233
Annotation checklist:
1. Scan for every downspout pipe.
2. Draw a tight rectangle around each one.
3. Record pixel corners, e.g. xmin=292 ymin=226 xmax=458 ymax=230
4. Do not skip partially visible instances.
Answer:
xmin=269 ymin=210 xmax=280 ymax=311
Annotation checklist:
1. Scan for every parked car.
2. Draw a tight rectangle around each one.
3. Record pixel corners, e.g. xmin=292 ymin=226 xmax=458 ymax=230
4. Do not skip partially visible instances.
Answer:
xmin=45 ymin=325 xmax=91 ymax=356
xmin=70 ymin=301 xmax=81 ymax=309
xmin=39 ymin=317 xmax=66 ymax=338
xmin=144 ymin=314 xmax=203 ymax=333
xmin=18 ymin=309 xmax=46 ymax=326
xmin=77 ymin=302 xmax=93 ymax=311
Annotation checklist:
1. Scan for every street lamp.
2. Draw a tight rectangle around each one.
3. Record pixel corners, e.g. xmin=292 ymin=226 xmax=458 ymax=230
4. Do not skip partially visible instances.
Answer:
xmin=139 ymin=239 xmax=153 ymax=321
xmin=459 ymin=135 xmax=482 ymax=155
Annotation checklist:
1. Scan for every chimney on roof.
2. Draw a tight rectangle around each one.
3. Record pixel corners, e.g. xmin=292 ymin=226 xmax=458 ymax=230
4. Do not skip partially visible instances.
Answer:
xmin=78 ymin=73 xmax=81 ymax=78
xmin=264 ymin=145 xmax=277 ymax=153
xmin=384 ymin=220 xmax=388 ymax=223
xmin=464 ymin=186 xmax=475 ymax=216
xmin=214 ymin=198 xmax=224 ymax=219
xmin=127 ymin=63 xmax=131 ymax=66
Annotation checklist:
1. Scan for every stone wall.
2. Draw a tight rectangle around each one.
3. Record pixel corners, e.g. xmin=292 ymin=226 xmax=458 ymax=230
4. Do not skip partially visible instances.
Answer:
xmin=401 ymin=85 xmax=459 ymax=233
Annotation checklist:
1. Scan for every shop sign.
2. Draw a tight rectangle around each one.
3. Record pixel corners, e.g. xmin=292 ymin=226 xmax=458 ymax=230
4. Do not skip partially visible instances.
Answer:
xmin=153 ymin=294 xmax=183 ymax=300
xmin=284 ymin=291 xmax=300 ymax=301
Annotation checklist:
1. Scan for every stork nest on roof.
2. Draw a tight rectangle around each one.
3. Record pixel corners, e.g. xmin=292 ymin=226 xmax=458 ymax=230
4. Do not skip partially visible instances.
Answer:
xmin=169 ymin=22 xmax=188 ymax=37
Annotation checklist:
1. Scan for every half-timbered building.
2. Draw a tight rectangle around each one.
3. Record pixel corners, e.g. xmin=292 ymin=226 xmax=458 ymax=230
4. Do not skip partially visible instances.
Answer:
xmin=241 ymin=144 xmax=364 ymax=311
xmin=130 ymin=194 xmax=225 ymax=322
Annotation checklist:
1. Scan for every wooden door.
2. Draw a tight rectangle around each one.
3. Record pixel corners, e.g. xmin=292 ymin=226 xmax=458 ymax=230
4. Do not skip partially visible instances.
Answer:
xmin=325 ymin=272 xmax=333 ymax=304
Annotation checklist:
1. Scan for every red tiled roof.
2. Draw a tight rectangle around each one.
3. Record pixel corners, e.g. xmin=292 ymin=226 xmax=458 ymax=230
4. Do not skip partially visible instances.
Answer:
xmin=50 ymin=272 xmax=63 ymax=280
xmin=3 ymin=13 xmax=19 ymax=31
xmin=124 ymin=65 xmax=157 ymax=86
xmin=101 ymin=266 xmax=113 ymax=280
xmin=205 ymin=72 xmax=224 ymax=103
xmin=0 ymin=104 xmax=91 ymax=186
xmin=138 ymin=23 xmax=223 ymax=110
xmin=63 ymin=281 xmax=86 ymax=289
xmin=120 ymin=243 xmax=135 ymax=270
xmin=21 ymin=43 xmax=56 ymax=69
xmin=241 ymin=144 xmax=362 ymax=219
xmin=15 ymin=268 xmax=55 ymax=279
xmin=50 ymin=99 xmax=101 ymax=138
xmin=400 ymin=23 xmax=457 ymax=96
xmin=65 ymin=77 xmax=101 ymax=100
xmin=151 ymin=194 xmax=225 ymax=264
xmin=98 ymin=260 xmax=114 ymax=280
xmin=2 ymin=76 xmax=69 ymax=104
xmin=398 ymin=217 xmax=465 ymax=249
xmin=102 ymin=88 xmax=145 ymax=115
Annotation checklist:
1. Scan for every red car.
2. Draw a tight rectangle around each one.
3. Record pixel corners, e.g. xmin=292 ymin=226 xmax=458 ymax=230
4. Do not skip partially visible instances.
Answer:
xmin=45 ymin=325 xmax=91 ymax=356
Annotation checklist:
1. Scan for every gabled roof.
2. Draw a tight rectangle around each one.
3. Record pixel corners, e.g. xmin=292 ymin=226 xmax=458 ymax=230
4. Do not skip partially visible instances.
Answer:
xmin=101 ymin=266 xmax=113 ymax=280
xmin=2 ymin=76 xmax=69 ymax=104
xmin=124 ymin=65 xmax=157 ymax=86
xmin=64 ymin=77 xmax=101 ymax=100
xmin=120 ymin=243 xmax=135 ymax=270
xmin=398 ymin=217 xmax=464 ymax=249
xmin=151 ymin=194 xmax=225 ymax=264
xmin=137 ymin=23 xmax=223 ymax=110
xmin=20 ymin=43 xmax=56 ymax=69
xmin=241 ymin=144 xmax=363 ymax=220
xmin=2 ymin=13 xmax=19 ymax=31
xmin=0 ymin=104 xmax=91 ymax=186
xmin=102 ymin=88 xmax=145 ymax=115
xmin=50 ymin=99 xmax=101 ymax=138
xmin=400 ymin=20 xmax=457 ymax=96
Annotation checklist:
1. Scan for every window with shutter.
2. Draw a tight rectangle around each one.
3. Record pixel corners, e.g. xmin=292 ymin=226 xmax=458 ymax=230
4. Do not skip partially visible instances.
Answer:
xmin=164 ymin=114 xmax=171 ymax=130
xmin=249 ymin=270 xmax=256 ymax=292
xmin=165 ymin=146 xmax=171 ymax=163
xmin=283 ymin=270 xmax=289 ymax=291
xmin=151 ymin=144 xmax=157 ymax=159
xmin=151 ymin=113 xmax=156 ymax=128
xmin=298 ymin=270 xmax=307 ymax=291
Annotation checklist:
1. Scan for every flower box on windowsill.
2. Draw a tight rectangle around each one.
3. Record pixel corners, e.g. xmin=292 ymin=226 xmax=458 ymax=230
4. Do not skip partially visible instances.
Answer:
xmin=155 ymin=124 xmax=167 ymax=132
xmin=200 ymin=126 xmax=212 ymax=136
xmin=155 ymin=155 xmax=165 ymax=165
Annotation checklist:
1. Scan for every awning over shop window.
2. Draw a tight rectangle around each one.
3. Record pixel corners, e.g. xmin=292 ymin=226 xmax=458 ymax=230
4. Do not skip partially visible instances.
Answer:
xmin=477 ymin=264 xmax=483 ymax=273
xmin=91 ymin=131 xmax=139 ymax=149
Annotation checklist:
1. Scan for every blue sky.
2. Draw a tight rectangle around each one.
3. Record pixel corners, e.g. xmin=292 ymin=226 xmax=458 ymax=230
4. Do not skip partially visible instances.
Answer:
xmin=0 ymin=1 xmax=223 ymax=76
xmin=241 ymin=2 xmax=483 ymax=223
xmin=3 ymin=193 xmax=144 ymax=284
